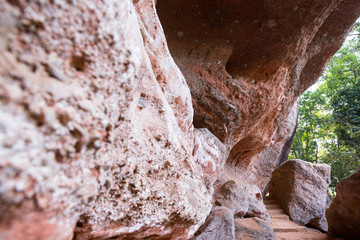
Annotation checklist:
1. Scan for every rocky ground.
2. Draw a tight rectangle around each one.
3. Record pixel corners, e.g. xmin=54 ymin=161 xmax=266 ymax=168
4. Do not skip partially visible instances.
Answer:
xmin=264 ymin=197 xmax=328 ymax=240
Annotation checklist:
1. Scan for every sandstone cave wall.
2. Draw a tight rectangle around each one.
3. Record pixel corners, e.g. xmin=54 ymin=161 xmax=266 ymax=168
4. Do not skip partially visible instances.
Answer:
xmin=0 ymin=0 xmax=227 ymax=239
xmin=157 ymin=0 xmax=360 ymax=183
xmin=0 ymin=0 xmax=359 ymax=239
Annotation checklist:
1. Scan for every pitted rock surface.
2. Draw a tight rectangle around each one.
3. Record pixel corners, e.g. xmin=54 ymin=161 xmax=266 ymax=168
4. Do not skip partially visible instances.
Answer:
xmin=191 ymin=206 xmax=235 ymax=240
xmin=0 ymin=0 xmax=225 ymax=239
xmin=157 ymin=0 xmax=360 ymax=175
xmin=0 ymin=0 xmax=360 ymax=239
xmin=213 ymin=180 xmax=270 ymax=223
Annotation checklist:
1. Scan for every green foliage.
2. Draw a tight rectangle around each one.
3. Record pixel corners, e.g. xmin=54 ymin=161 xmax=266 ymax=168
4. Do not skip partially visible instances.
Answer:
xmin=290 ymin=20 xmax=360 ymax=193
xmin=289 ymin=90 xmax=329 ymax=163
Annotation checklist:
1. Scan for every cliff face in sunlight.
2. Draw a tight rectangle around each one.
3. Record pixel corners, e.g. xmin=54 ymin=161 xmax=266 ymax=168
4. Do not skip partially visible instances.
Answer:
xmin=0 ymin=0 xmax=359 ymax=239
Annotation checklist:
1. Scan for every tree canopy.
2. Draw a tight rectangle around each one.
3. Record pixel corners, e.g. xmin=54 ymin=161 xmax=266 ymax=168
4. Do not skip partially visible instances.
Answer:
xmin=289 ymin=21 xmax=360 ymax=194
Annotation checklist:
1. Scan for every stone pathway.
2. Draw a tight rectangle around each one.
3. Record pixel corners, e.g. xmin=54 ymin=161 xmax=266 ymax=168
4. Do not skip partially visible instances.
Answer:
xmin=264 ymin=198 xmax=329 ymax=240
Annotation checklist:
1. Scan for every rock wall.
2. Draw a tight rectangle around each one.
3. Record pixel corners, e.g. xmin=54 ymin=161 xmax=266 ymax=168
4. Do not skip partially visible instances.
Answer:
xmin=0 ymin=0 xmax=359 ymax=239
xmin=157 ymin=0 xmax=360 ymax=178
xmin=0 ymin=0 xmax=226 ymax=239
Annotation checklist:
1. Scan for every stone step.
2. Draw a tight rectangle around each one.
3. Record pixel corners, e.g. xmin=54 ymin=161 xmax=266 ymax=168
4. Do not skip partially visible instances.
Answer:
xmin=265 ymin=203 xmax=282 ymax=210
xmin=271 ymin=218 xmax=308 ymax=234
xmin=274 ymin=226 xmax=308 ymax=233
xmin=273 ymin=224 xmax=308 ymax=233
xmin=275 ymin=230 xmax=328 ymax=240
xmin=268 ymin=209 xmax=286 ymax=214
xmin=264 ymin=199 xmax=329 ymax=239
xmin=264 ymin=198 xmax=328 ymax=240
xmin=272 ymin=218 xmax=302 ymax=227
xmin=270 ymin=214 xmax=290 ymax=220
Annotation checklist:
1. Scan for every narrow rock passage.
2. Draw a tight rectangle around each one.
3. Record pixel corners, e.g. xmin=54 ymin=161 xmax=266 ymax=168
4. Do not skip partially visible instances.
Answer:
xmin=264 ymin=198 xmax=328 ymax=240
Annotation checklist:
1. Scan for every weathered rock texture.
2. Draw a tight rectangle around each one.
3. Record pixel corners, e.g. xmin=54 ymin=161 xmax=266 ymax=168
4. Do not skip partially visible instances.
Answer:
xmin=326 ymin=168 xmax=360 ymax=240
xmin=213 ymin=180 xmax=270 ymax=223
xmin=157 ymin=0 xmax=360 ymax=182
xmin=192 ymin=207 xmax=274 ymax=240
xmin=193 ymin=179 xmax=274 ymax=240
xmin=0 ymin=0 xmax=226 ymax=239
xmin=269 ymin=159 xmax=331 ymax=232
xmin=247 ymin=100 xmax=299 ymax=191
xmin=191 ymin=206 xmax=235 ymax=240
xmin=235 ymin=217 xmax=275 ymax=240
xmin=0 ymin=0 xmax=360 ymax=239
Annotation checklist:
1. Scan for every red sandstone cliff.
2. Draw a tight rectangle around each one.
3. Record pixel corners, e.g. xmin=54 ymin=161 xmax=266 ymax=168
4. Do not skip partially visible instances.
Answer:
xmin=0 ymin=0 xmax=359 ymax=239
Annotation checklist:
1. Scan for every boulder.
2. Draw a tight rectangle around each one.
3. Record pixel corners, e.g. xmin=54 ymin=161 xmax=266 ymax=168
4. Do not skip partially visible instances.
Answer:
xmin=269 ymin=159 xmax=330 ymax=231
xmin=193 ymin=180 xmax=273 ymax=239
xmin=213 ymin=180 xmax=270 ymax=223
xmin=326 ymin=168 xmax=360 ymax=239
xmin=192 ymin=206 xmax=235 ymax=240
xmin=193 ymin=128 xmax=228 ymax=190
xmin=235 ymin=217 xmax=275 ymax=240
